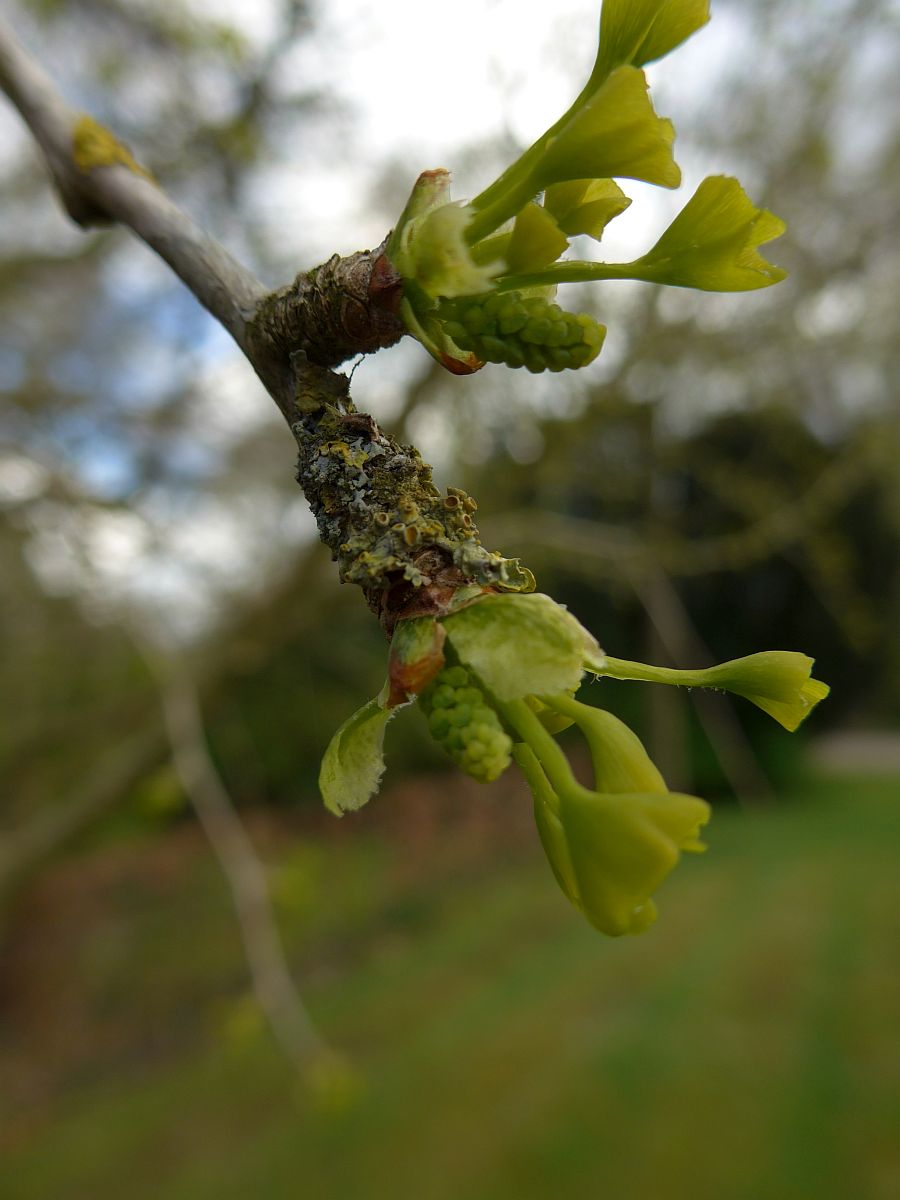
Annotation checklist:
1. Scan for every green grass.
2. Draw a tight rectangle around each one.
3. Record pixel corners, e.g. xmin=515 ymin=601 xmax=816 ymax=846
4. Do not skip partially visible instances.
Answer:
xmin=2 ymin=773 xmax=899 ymax=1200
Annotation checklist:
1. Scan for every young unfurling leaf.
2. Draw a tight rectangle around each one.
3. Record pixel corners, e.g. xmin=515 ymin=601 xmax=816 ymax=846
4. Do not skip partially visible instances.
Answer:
xmin=592 ymin=0 xmax=711 ymax=84
xmin=533 ymin=66 xmax=680 ymax=192
xmin=626 ymin=175 xmax=787 ymax=291
xmin=388 ymin=2 xmax=786 ymax=374
xmin=543 ymin=178 xmax=631 ymax=240
xmin=319 ymin=694 xmax=397 ymax=816
xmin=596 ymin=650 xmax=829 ymax=731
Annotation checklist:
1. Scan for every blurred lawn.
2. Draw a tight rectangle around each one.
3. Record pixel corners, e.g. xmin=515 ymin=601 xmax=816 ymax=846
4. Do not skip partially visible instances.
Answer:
xmin=2 ymin=774 xmax=898 ymax=1200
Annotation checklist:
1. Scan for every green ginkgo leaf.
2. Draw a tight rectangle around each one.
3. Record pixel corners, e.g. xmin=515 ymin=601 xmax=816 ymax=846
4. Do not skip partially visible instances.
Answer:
xmin=442 ymin=593 xmax=599 ymax=701
xmin=406 ymin=202 xmax=502 ymax=299
xmin=560 ymin=786 xmax=710 ymax=935
xmin=518 ymin=692 xmax=710 ymax=936
xmin=548 ymin=695 xmax=669 ymax=794
xmin=536 ymin=66 xmax=680 ymax=191
xmin=628 ymin=175 xmax=787 ymax=291
xmin=515 ymin=744 xmax=582 ymax=907
xmin=319 ymin=694 xmax=398 ymax=816
xmin=543 ymin=178 xmax=632 ymax=240
xmin=593 ymin=0 xmax=711 ymax=85
xmin=505 ymin=202 xmax=570 ymax=273
xmin=595 ymin=649 xmax=830 ymax=731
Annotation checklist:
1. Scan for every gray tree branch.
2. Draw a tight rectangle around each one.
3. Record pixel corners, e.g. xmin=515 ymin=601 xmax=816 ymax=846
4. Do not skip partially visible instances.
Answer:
xmin=2 ymin=15 xmax=515 ymax=640
xmin=0 ymin=13 xmax=266 ymax=351
xmin=0 ymin=14 xmax=405 ymax=419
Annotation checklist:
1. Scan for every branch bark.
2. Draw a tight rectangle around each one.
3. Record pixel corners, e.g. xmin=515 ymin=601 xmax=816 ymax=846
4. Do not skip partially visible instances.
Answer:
xmin=1 ymin=15 xmax=507 ymax=632
xmin=0 ymin=15 xmax=264 ymax=345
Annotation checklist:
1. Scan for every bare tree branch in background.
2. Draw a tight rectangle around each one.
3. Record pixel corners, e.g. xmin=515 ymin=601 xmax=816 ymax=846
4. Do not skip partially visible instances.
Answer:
xmin=0 ymin=534 xmax=339 ymax=904
xmin=485 ymin=425 xmax=882 ymax=582
xmin=626 ymin=568 xmax=775 ymax=805
xmin=153 ymin=657 xmax=328 ymax=1071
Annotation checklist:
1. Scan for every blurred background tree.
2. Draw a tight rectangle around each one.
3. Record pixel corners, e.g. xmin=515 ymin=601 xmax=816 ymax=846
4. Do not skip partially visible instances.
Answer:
xmin=1 ymin=1 xmax=898 ymax=1196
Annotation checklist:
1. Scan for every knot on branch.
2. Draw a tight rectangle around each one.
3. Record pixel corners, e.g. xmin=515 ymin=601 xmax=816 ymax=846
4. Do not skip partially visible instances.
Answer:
xmin=249 ymin=241 xmax=406 ymax=375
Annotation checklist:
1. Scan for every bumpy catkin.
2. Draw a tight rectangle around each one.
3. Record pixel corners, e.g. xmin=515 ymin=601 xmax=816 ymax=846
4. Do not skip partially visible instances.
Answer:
xmin=438 ymin=291 xmax=605 ymax=373
xmin=420 ymin=664 xmax=513 ymax=783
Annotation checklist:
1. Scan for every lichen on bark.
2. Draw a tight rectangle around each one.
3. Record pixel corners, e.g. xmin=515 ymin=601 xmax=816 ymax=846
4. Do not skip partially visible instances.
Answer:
xmin=72 ymin=114 xmax=154 ymax=180
xmin=290 ymin=367 xmax=534 ymax=636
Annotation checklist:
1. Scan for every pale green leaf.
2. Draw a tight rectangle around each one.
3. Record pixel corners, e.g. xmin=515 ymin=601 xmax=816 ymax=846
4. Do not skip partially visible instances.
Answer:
xmin=629 ymin=175 xmax=787 ymax=291
xmin=749 ymin=678 xmax=831 ymax=732
xmin=536 ymin=67 xmax=680 ymax=191
xmin=594 ymin=0 xmax=710 ymax=83
xmin=505 ymin=202 xmax=569 ymax=273
xmin=544 ymin=694 xmax=667 ymax=793
xmin=597 ymin=649 xmax=829 ymax=731
xmin=386 ymin=168 xmax=452 ymax=263
xmin=441 ymin=593 xmax=599 ymax=701
xmin=515 ymin=744 xmax=582 ymax=909
xmin=544 ymin=178 xmax=632 ymax=240
xmin=404 ymin=203 xmax=502 ymax=299
xmin=560 ymin=787 xmax=710 ymax=936
xmin=319 ymin=695 xmax=397 ymax=816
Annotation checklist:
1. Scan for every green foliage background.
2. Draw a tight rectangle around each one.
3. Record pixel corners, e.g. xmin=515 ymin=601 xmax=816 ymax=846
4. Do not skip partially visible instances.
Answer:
xmin=3 ymin=779 xmax=899 ymax=1199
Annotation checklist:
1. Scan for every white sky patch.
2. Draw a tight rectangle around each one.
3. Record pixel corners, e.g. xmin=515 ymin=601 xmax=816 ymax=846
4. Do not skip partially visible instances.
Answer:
xmin=183 ymin=0 xmax=283 ymax=50
xmin=100 ymin=237 xmax=177 ymax=300
xmin=189 ymin=353 xmax=281 ymax=448
xmin=0 ymin=103 xmax=29 ymax=170
xmin=84 ymin=508 xmax=149 ymax=577
xmin=0 ymin=455 xmax=49 ymax=504
xmin=279 ymin=495 xmax=318 ymax=544
xmin=276 ymin=0 xmax=597 ymax=254
xmin=795 ymin=282 xmax=867 ymax=342
xmin=296 ymin=0 xmax=598 ymax=160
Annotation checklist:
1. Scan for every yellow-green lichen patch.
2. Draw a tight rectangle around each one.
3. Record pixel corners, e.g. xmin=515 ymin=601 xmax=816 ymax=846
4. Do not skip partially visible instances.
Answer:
xmin=72 ymin=115 xmax=154 ymax=181
xmin=319 ymin=441 xmax=369 ymax=470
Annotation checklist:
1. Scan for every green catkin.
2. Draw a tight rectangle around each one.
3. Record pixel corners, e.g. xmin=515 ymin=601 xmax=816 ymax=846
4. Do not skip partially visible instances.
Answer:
xmin=420 ymin=664 xmax=513 ymax=782
xmin=437 ymin=291 xmax=605 ymax=373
